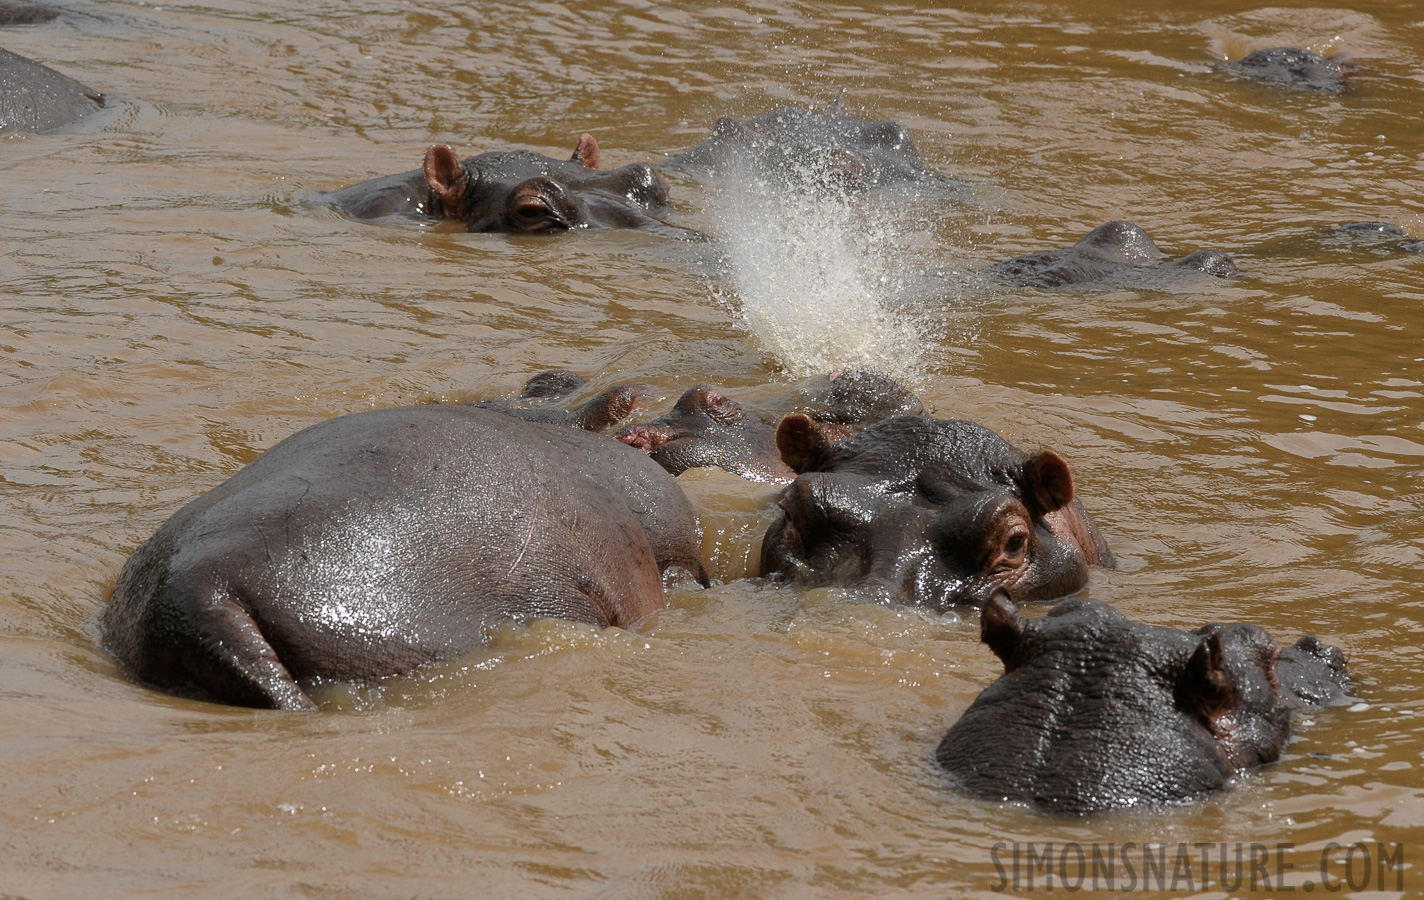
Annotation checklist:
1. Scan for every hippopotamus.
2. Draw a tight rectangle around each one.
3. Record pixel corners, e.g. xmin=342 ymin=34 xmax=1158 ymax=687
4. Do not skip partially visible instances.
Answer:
xmin=1334 ymin=222 xmax=1423 ymax=254
xmin=1221 ymin=47 xmax=1353 ymax=94
xmin=470 ymin=370 xmax=654 ymax=432
xmin=0 ymin=46 xmax=104 ymax=133
xmin=936 ymin=596 xmax=1351 ymax=816
xmin=988 ymin=221 xmax=1240 ymax=289
xmin=0 ymin=1 xmax=59 ymax=24
xmin=322 ymin=134 xmax=679 ymax=233
xmin=614 ymin=371 xmax=925 ymax=484
xmin=663 ymin=95 xmax=962 ymax=195
xmin=760 ymin=414 xmax=1114 ymax=610
xmin=616 ymin=386 xmax=790 ymax=483
xmin=102 ymin=404 xmax=708 ymax=710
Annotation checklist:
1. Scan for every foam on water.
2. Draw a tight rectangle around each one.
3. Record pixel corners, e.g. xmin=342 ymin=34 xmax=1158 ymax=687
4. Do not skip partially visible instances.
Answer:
xmin=705 ymin=156 xmax=932 ymax=383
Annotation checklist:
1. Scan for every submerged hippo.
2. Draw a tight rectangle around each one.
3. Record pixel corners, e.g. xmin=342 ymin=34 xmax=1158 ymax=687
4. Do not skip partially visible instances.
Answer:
xmin=322 ymin=134 xmax=678 ymax=233
xmin=988 ymin=221 xmax=1240 ymax=289
xmin=103 ymin=405 xmax=708 ymax=710
xmin=937 ymin=596 xmax=1351 ymax=816
xmin=1334 ymin=222 xmax=1423 ymax=254
xmin=0 ymin=46 xmax=104 ymax=133
xmin=0 ymin=1 xmax=60 ymax=24
xmin=760 ymin=414 xmax=1114 ymax=610
xmin=664 ymin=94 xmax=961 ymax=194
xmin=470 ymin=369 xmax=654 ymax=432
xmin=1221 ymin=47 xmax=1352 ymax=94
xmin=614 ymin=371 xmax=925 ymax=484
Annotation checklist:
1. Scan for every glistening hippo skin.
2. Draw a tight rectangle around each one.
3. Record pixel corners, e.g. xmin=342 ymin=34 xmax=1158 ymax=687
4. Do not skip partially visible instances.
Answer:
xmin=936 ymin=596 xmax=1350 ymax=816
xmin=663 ymin=95 xmax=961 ymax=194
xmin=102 ymin=405 xmax=708 ymax=710
xmin=613 ymin=371 xmax=926 ymax=484
xmin=617 ymin=386 xmax=792 ymax=483
xmin=471 ymin=369 xmax=654 ymax=432
xmin=0 ymin=46 xmax=104 ymax=133
xmin=1222 ymin=47 xmax=1352 ymax=94
xmin=760 ymin=414 xmax=1114 ymax=610
xmin=988 ymin=221 xmax=1240 ymax=289
xmin=322 ymin=134 xmax=677 ymax=233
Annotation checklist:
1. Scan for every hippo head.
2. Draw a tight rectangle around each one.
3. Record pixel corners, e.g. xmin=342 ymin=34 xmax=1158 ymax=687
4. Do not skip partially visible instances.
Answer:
xmin=422 ymin=134 xmax=674 ymax=232
xmin=616 ymin=387 xmax=793 ymax=483
xmin=937 ymin=596 xmax=1301 ymax=816
xmin=760 ymin=415 xmax=1108 ymax=610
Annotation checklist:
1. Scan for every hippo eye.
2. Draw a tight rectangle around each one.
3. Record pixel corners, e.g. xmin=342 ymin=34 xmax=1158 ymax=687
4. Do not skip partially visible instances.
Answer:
xmin=1005 ymin=532 xmax=1026 ymax=557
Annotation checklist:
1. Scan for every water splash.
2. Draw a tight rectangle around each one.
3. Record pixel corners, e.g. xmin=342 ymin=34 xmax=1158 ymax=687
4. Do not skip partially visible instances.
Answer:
xmin=704 ymin=155 xmax=933 ymax=383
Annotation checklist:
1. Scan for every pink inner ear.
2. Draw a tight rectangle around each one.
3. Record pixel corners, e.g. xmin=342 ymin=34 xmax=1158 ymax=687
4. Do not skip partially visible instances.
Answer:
xmin=423 ymin=144 xmax=466 ymax=201
xmin=776 ymin=413 xmax=848 ymax=473
xmin=1022 ymin=450 xmax=1075 ymax=513
xmin=572 ymin=133 xmax=601 ymax=169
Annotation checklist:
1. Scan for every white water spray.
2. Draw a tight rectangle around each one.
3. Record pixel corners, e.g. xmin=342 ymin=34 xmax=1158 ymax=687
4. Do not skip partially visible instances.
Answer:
xmin=705 ymin=157 xmax=931 ymax=383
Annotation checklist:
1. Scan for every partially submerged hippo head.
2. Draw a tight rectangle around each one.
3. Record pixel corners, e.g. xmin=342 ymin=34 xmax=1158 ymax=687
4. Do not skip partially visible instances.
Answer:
xmin=327 ymin=134 xmax=676 ymax=233
xmin=614 ymin=372 xmax=927 ymax=484
xmin=1223 ymin=47 xmax=1353 ymax=94
xmin=664 ymin=94 xmax=961 ymax=195
xmin=616 ymin=387 xmax=791 ymax=483
xmin=472 ymin=370 xmax=654 ymax=432
xmin=937 ymin=596 xmax=1349 ymax=816
xmin=760 ymin=415 xmax=1113 ymax=610
xmin=988 ymin=221 xmax=1240 ymax=289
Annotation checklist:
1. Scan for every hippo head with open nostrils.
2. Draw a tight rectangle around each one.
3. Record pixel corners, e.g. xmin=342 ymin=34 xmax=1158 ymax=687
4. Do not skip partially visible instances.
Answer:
xmin=759 ymin=414 xmax=1114 ymax=611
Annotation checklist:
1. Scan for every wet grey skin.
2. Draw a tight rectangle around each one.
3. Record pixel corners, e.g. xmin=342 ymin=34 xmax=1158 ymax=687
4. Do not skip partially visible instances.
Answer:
xmin=663 ymin=94 xmax=966 ymax=195
xmin=0 ymin=46 xmax=104 ymax=133
xmin=760 ymin=414 xmax=1114 ymax=611
xmin=937 ymin=595 xmax=1351 ymax=816
xmin=613 ymin=371 xmax=926 ymax=484
xmin=988 ymin=220 xmax=1240 ymax=290
xmin=1222 ymin=47 xmax=1351 ymax=94
xmin=322 ymin=133 xmax=684 ymax=234
xmin=102 ymin=405 xmax=708 ymax=710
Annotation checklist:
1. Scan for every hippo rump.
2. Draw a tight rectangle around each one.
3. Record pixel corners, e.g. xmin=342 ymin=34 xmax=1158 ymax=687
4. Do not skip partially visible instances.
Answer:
xmin=1220 ymin=47 xmax=1353 ymax=94
xmin=988 ymin=221 xmax=1240 ymax=290
xmin=663 ymin=94 xmax=962 ymax=195
xmin=322 ymin=133 xmax=679 ymax=233
xmin=102 ymin=405 xmax=708 ymax=710
xmin=0 ymin=46 xmax=104 ymax=133
xmin=760 ymin=414 xmax=1114 ymax=611
xmin=937 ymin=596 xmax=1351 ymax=816
xmin=614 ymin=371 xmax=926 ymax=484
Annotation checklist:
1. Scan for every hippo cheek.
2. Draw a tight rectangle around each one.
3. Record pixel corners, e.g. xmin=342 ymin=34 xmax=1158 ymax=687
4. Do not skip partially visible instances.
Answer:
xmin=500 ymin=178 xmax=581 ymax=232
xmin=761 ymin=473 xmax=883 ymax=581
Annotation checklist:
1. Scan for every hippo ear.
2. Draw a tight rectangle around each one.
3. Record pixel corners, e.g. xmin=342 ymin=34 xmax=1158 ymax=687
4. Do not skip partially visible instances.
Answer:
xmin=1020 ymin=450 xmax=1075 ymax=516
xmin=981 ymin=590 xmax=1028 ymax=671
xmin=571 ymin=133 xmax=601 ymax=169
xmin=1178 ymin=632 xmax=1239 ymax=728
xmin=776 ymin=413 xmax=850 ymax=473
xmin=423 ymin=144 xmax=469 ymax=214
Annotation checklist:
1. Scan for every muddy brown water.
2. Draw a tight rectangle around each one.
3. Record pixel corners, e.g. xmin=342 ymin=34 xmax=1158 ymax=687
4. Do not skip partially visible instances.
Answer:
xmin=2 ymin=0 xmax=1422 ymax=897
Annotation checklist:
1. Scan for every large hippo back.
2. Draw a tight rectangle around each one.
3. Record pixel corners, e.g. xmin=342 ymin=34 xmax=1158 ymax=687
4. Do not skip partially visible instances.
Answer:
xmin=103 ymin=405 xmax=705 ymax=710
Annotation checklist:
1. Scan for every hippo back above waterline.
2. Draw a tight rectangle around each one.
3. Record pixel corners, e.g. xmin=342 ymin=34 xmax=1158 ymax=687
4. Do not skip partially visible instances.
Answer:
xmin=102 ymin=405 xmax=708 ymax=710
